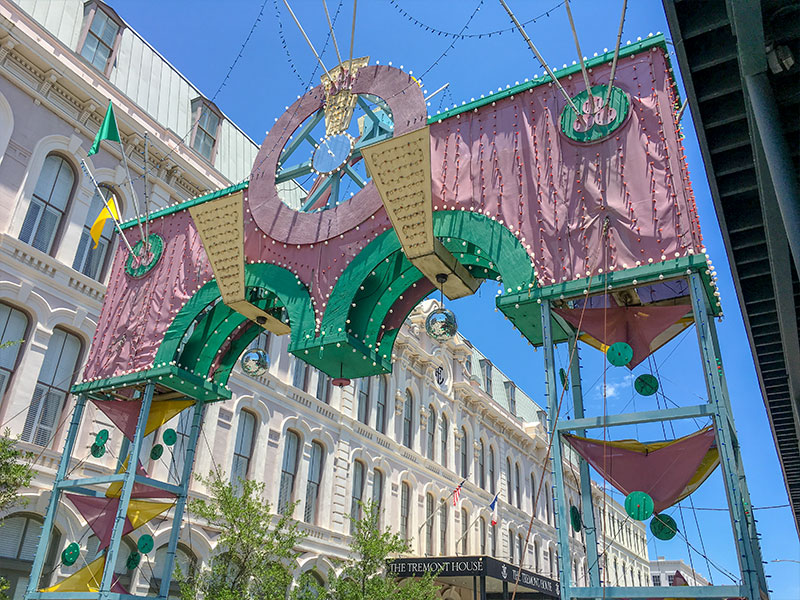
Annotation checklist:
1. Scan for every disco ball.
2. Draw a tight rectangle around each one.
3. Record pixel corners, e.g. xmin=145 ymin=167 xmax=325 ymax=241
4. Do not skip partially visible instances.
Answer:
xmin=241 ymin=348 xmax=270 ymax=377
xmin=425 ymin=308 xmax=458 ymax=341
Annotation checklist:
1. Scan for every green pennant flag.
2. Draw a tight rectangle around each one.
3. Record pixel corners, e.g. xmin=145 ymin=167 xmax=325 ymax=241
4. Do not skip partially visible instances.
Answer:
xmin=88 ymin=101 xmax=120 ymax=156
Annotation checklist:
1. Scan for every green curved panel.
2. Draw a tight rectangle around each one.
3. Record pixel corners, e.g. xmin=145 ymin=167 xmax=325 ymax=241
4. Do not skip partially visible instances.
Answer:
xmin=244 ymin=263 xmax=315 ymax=345
xmin=178 ymin=301 xmax=236 ymax=369
xmin=155 ymin=279 xmax=222 ymax=367
xmin=213 ymin=322 xmax=262 ymax=385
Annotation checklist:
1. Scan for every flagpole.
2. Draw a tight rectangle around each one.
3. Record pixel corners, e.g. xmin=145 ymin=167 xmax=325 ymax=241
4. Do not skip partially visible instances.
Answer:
xmin=79 ymin=159 xmax=135 ymax=256
xmin=455 ymin=511 xmax=484 ymax=555
xmin=417 ymin=480 xmax=464 ymax=537
xmin=143 ymin=132 xmax=150 ymax=246
xmin=118 ymin=138 xmax=147 ymax=249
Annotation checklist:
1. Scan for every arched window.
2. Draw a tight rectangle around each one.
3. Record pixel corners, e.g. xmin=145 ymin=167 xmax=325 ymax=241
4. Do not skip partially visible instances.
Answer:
xmin=0 ymin=303 xmax=28 ymax=400
xmin=439 ymin=500 xmax=448 ymax=555
xmin=550 ymin=548 xmax=557 ymax=578
xmin=426 ymin=406 xmax=436 ymax=460
xmin=297 ymin=571 xmax=325 ymax=599
xmin=518 ymin=535 xmax=524 ymax=566
xmin=402 ymin=390 xmax=413 ymax=448
xmin=478 ymin=439 xmax=486 ymax=489
xmin=460 ymin=427 xmax=469 ymax=479
xmin=460 ymin=508 xmax=469 ymax=554
xmin=530 ymin=473 xmax=536 ymax=515
xmin=22 ymin=328 xmax=82 ymax=446
xmin=372 ymin=468 xmax=384 ymax=514
xmin=425 ymin=493 xmax=435 ymax=555
xmin=479 ymin=516 xmax=487 ymax=554
xmin=357 ymin=377 xmax=370 ymax=424
xmin=488 ymin=446 xmax=496 ymax=495
xmin=400 ymin=482 xmax=411 ymax=541
xmin=545 ymin=485 xmax=552 ymax=524
xmin=489 ymin=522 xmax=496 ymax=557
xmin=86 ymin=535 xmax=135 ymax=590
xmin=304 ymin=441 xmax=324 ymax=524
xmin=534 ymin=539 xmax=541 ymax=572
xmin=316 ymin=370 xmax=331 ymax=404
xmin=148 ymin=543 xmax=196 ymax=598
xmin=515 ymin=463 xmax=521 ymax=509
xmin=440 ymin=413 xmax=448 ymax=468
xmin=231 ymin=410 xmax=257 ymax=489
xmin=0 ymin=514 xmax=61 ymax=595
xmin=278 ymin=430 xmax=300 ymax=513
xmin=19 ymin=154 xmax=75 ymax=254
xmin=73 ymin=184 xmax=119 ymax=280
xmin=350 ymin=460 xmax=365 ymax=532
xmin=506 ymin=458 xmax=513 ymax=504
xmin=375 ymin=376 xmax=387 ymax=433
xmin=508 ymin=528 xmax=514 ymax=562
xmin=293 ymin=357 xmax=309 ymax=391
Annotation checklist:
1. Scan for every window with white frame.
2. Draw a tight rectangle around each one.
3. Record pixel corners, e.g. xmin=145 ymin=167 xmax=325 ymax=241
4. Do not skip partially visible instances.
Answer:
xmin=191 ymin=101 xmax=221 ymax=161
xmin=505 ymin=381 xmax=516 ymax=416
xmin=293 ymin=357 xmax=309 ymax=391
xmin=506 ymin=458 xmax=513 ymax=504
xmin=0 ymin=303 xmax=27 ymax=401
xmin=480 ymin=359 xmax=493 ymax=396
xmin=375 ymin=376 xmax=387 ymax=433
xmin=479 ymin=516 xmax=486 ymax=554
xmin=508 ymin=528 xmax=514 ymax=562
xmin=515 ymin=463 xmax=521 ymax=509
xmin=489 ymin=446 xmax=496 ymax=495
xmin=402 ymin=389 xmax=413 ymax=448
xmin=304 ymin=441 xmax=324 ymax=524
xmin=278 ymin=430 xmax=300 ymax=513
xmin=460 ymin=508 xmax=468 ymax=554
xmin=0 ymin=514 xmax=61 ymax=596
xmin=230 ymin=410 xmax=257 ymax=489
xmin=400 ymin=482 xmax=411 ymax=540
xmin=357 ymin=377 xmax=370 ymax=424
xmin=460 ymin=426 xmax=469 ymax=479
xmin=426 ymin=406 xmax=436 ymax=460
xmin=79 ymin=5 xmax=120 ymax=73
xmin=439 ymin=500 xmax=448 ymax=555
xmin=440 ymin=413 xmax=448 ymax=468
xmin=350 ymin=460 xmax=365 ymax=533
xmin=22 ymin=328 xmax=81 ymax=446
xmin=316 ymin=370 xmax=331 ymax=404
xmin=425 ymin=493 xmax=434 ymax=555
xmin=19 ymin=154 xmax=75 ymax=254
xmin=372 ymin=468 xmax=384 ymax=515
xmin=72 ymin=184 xmax=119 ymax=280
xmin=490 ymin=521 xmax=496 ymax=557
xmin=478 ymin=439 xmax=486 ymax=489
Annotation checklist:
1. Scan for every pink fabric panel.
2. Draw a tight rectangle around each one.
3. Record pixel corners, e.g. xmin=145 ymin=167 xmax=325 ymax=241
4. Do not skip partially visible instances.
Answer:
xmin=65 ymin=494 xmax=133 ymax=550
xmin=92 ymin=399 xmax=139 ymax=438
xmin=565 ymin=428 xmax=716 ymax=513
xmin=553 ymin=304 xmax=690 ymax=367
xmin=429 ymin=47 xmax=703 ymax=285
xmin=84 ymin=211 xmax=214 ymax=381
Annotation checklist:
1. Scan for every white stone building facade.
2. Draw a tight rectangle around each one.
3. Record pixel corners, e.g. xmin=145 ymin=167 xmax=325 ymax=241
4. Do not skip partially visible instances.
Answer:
xmin=0 ymin=1 xmax=650 ymax=598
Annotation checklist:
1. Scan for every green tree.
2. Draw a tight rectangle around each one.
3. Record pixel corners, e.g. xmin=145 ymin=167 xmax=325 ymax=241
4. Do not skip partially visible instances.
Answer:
xmin=178 ymin=471 xmax=307 ymax=600
xmin=0 ymin=429 xmax=36 ymax=600
xmin=328 ymin=500 xmax=439 ymax=600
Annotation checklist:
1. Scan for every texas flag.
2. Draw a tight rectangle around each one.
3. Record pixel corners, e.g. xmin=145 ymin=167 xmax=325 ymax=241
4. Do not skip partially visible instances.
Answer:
xmin=489 ymin=493 xmax=499 ymax=526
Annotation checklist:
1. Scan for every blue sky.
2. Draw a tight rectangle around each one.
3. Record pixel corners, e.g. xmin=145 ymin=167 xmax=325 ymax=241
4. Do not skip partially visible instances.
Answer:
xmin=108 ymin=0 xmax=799 ymax=594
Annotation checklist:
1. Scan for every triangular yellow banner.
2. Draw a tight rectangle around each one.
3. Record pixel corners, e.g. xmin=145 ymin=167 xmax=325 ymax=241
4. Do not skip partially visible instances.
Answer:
xmin=145 ymin=399 xmax=194 ymax=436
xmin=127 ymin=499 xmax=173 ymax=529
xmin=42 ymin=555 xmax=104 ymax=592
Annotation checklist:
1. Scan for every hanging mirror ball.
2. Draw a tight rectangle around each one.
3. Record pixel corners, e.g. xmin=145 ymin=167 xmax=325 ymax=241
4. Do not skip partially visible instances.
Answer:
xmin=634 ymin=373 xmax=659 ymax=396
xmin=650 ymin=513 xmax=678 ymax=541
xmin=162 ymin=428 xmax=177 ymax=446
xmin=425 ymin=307 xmax=458 ymax=341
xmin=150 ymin=444 xmax=164 ymax=460
xmin=90 ymin=443 xmax=106 ymax=458
xmin=624 ymin=490 xmax=655 ymax=521
xmin=240 ymin=348 xmax=270 ymax=377
xmin=606 ymin=342 xmax=634 ymax=367
xmin=570 ymin=505 xmax=582 ymax=532
xmin=61 ymin=542 xmax=80 ymax=566
xmin=126 ymin=550 xmax=141 ymax=570
xmin=95 ymin=429 xmax=109 ymax=445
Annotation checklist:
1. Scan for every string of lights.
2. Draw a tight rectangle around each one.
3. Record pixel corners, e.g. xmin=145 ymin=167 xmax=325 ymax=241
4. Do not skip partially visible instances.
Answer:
xmin=387 ymin=0 xmax=566 ymax=40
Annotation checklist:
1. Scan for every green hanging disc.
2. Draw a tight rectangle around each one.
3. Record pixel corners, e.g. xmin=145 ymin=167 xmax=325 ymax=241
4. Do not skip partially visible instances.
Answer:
xmin=95 ymin=429 xmax=109 ymax=445
xmin=650 ymin=513 xmax=678 ymax=540
xmin=150 ymin=444 xmax=164 ymax=460
xmin=126 ymin=550 xmax=141 ymax=570
xmin=559 ymin=368 xmax=569 ymax=391
xmin=137 ymin=534 xmax=154 ymax=554
xmin=61 ymin=542 xmax=80 ymax=566
xmin=90 ymin=443 xmax=106 ymax=458
xmin=634 ymin=373 xmax=659 ymax=396
xmin=606 ymin=342 xmax=634 ymax=367
xmin=570 ymin=505 xmax=582 ymax=532
xmin=624 ymin=491 xmax=654 ymax=521
xmin=162 ymin=428 xmax=177 ymax=446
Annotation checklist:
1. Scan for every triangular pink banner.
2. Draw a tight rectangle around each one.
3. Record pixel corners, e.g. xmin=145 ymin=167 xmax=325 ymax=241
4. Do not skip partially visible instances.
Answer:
xmin=65 ymin=494 xmax=133 ymax=551
xmin=92 ymin=399 xmax=141 ymax=439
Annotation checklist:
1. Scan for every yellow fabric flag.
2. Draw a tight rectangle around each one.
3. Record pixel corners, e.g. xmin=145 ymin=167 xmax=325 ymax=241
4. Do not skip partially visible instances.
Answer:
xmin=89 ymin=194 xmax=119 ymax=248
xmin=127 ymin=499 xmax=173 ymax=528
xmin=145 ymin=399 xmax=195 ymax=437
xmin=42 ymin=555 xmax=105 ymax=592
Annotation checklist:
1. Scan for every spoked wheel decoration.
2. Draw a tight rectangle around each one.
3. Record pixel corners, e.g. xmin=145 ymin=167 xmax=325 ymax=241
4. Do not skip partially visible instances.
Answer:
xmin=275 ymin=78 xmax=395 ymax=212
xmin=247 ymin=59 xmax=427 ymax=245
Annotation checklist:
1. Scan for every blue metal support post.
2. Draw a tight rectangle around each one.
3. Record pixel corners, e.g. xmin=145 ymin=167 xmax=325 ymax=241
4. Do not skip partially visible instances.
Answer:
xmin=25 ymin=394 xmax=88 ymax=598
xmin=541 ymin=300 xmax=571 ymax=599
xmin=567 ymin=335 xmax=600 ymax=587
xmin=688 ymin=273 xmax=768 ymax=599
xmin=158 ymin=400 xmax=206 ymax=599
xmin=98 ymin=382 xmax=155 ymax=598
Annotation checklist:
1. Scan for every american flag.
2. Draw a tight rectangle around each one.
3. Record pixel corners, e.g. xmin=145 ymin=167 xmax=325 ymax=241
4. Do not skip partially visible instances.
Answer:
xmin=452 ymin=479 xmax=465 ymax=506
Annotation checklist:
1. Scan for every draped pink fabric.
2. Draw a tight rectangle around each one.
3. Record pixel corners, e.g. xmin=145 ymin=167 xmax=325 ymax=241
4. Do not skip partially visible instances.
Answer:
xmin=553 ymin=305 xmax=690 ymax=367
xmin=564 ymin=427 xmax=717 ymax=513
xmin=65 ymin=495 xmax=133 ymax=550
